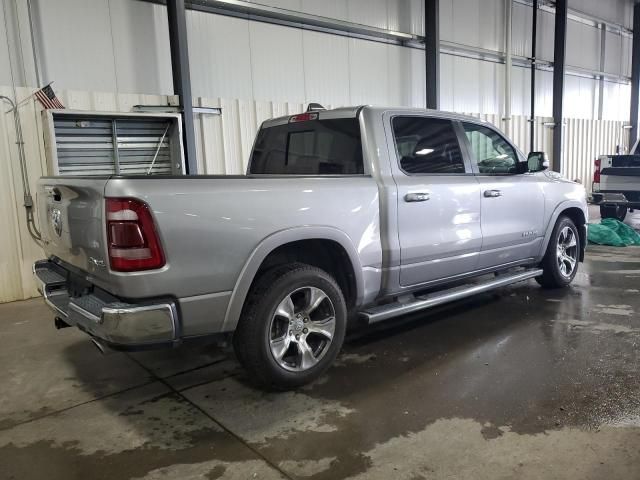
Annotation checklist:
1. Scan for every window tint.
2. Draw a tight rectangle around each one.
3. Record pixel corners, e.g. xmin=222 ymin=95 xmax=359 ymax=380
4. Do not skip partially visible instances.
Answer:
xmin=462 ymin=123 xmax=519 ymax=174
xmin=249 ymin=119 xmax=363 ymax=175
xmin=392 ymin=117 xmax=465 ymax=174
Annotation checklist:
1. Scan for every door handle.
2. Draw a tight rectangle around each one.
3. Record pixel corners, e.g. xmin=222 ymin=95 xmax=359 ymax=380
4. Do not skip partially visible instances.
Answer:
xmin=483 ymin=189 xmax=502 ymax=198
xmin=404 ymin=192 xmax=430 ymax=202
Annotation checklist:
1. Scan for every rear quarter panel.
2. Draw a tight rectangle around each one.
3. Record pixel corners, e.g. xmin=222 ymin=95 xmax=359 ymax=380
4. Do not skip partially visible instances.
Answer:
xmin=104 ymin=176 xmax=382 ymax=332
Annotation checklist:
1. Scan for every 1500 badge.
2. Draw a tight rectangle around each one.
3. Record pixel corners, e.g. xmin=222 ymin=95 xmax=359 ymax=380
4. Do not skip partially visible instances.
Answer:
xmin=522 ymin=230 xmax=538 ymax=237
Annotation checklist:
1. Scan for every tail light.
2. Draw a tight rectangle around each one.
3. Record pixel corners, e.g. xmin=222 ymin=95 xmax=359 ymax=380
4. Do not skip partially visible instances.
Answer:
xmin=106 ymin=198 xmax=165 ymax=272
xmin=593 ymin=158 xmax=601 ymax=183
xmin=593 ymin=158 xmax=601 ymax=192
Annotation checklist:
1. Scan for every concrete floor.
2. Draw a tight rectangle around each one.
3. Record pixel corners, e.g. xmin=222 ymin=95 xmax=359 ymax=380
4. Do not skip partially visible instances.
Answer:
xmin=2 ymin=210 xmax=640 ymax=479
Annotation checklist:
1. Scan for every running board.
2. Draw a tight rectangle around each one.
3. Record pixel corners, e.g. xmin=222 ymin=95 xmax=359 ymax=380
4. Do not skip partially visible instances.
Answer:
xmin=359 ymin=268 xmax=543 ymax=324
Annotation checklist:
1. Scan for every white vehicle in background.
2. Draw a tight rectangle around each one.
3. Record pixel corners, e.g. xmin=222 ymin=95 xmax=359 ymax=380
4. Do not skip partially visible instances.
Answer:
xmin=592 ymin=139 xmax=640 ymax=221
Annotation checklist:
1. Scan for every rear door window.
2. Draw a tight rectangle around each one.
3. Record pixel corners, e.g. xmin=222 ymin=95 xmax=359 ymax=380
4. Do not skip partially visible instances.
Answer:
xmin=391 ymin=117 xmax=466 ymax=175
xmin=249 ymin=118 xmax=363 ymax=175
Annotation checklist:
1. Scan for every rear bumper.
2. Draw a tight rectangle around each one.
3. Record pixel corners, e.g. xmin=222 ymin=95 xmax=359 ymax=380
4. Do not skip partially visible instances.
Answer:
xmin=33 ymin=260 xmax=178 ymax=350
xmin=591 ymin=192 xmax=640 ymax=209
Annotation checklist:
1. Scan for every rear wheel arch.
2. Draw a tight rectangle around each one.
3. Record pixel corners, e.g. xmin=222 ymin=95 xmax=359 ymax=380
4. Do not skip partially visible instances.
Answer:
xmin=222 ymin=228 xmax=364 ymax=332
xmin=254 ymin=239 xmax=358 ymax=309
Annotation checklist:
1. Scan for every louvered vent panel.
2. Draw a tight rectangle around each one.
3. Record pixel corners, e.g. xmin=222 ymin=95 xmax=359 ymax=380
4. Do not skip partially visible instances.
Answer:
xmin=53 ymin=115 xmax=176 ymax=176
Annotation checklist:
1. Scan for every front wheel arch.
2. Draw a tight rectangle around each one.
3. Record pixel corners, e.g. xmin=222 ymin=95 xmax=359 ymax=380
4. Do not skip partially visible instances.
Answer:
xmin=540 ymin=204 xmax=587 ymax=262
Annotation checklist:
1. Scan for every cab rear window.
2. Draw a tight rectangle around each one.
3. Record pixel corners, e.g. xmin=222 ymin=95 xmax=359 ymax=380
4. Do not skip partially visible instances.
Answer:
xmin=249 ymin=119 xmax=364 ymax=175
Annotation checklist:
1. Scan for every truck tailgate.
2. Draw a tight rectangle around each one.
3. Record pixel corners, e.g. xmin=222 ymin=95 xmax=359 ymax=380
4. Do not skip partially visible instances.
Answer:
xmin=37 ymin=177 xmax=109 ymax=281
xmin=600 ymin=155 xmax=640 ymax=193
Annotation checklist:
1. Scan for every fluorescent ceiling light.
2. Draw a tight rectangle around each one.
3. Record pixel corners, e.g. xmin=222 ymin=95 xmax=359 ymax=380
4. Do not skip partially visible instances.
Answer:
xmin=415 ymin=148 xmax=434 ymax=156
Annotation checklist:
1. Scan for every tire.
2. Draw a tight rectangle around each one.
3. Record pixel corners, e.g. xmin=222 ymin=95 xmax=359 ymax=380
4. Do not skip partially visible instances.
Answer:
xmin=600 ymin=204 xmax=627 ymax=222
xmin=536 ymin=216 xmax=581 ymax=289
xmin=233 ymin=263 xmax=347 ymax=390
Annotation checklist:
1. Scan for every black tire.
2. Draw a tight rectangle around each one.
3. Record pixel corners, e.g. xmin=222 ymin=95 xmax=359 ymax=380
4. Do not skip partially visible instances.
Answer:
xmin=600 ymin=204 xmax=627 ymax=222
xmin=536 ymin=216 xmax=581 ymax=289
xmin=233 ymin=263 xmax=347 ymax=390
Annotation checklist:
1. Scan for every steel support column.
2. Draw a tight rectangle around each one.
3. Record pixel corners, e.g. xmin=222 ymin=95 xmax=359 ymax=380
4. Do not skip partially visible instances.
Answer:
xmin=167 ymin=0 xmax=198 ymax=174
xmin=424 ymin=0 xmax=439 ymax=110
xmin=552 ymin=0 xmax=567 ymax=173
xmin=630 ymin=3 xmax=640 ymax=145
xmin=530 ymin=0 xmax=537 ymax=152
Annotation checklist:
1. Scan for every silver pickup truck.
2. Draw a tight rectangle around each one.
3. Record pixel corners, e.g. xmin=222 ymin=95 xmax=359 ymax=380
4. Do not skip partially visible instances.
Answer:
xmin=34 ymin=106 xmax=588 ymax=389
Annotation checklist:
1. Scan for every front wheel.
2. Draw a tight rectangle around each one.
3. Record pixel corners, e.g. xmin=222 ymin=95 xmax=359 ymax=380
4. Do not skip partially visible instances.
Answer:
xmin=600 ymin=205 xmax=627 ymax=222
xmin=536 ymin=216 xmax=581 ymax=289
xmin=233 ymin=263 xmax=347 ymax=390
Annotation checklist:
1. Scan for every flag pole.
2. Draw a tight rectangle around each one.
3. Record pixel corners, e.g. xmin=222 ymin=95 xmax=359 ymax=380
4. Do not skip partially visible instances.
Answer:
xmin=4 ymin=81 xmax=54 ymax=114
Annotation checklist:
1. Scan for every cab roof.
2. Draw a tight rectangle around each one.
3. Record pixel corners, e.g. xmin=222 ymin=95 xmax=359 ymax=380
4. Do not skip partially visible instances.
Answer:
xmin=260 ymin=105 xmax=495 ymax=130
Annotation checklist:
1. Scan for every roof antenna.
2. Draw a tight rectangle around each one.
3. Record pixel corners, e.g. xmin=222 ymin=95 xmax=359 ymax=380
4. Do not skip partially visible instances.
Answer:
xmin=306 ymin=103 xmax=326 ymax=112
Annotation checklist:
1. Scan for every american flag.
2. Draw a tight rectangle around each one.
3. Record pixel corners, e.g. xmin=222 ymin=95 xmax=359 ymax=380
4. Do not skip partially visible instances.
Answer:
xmin=34 ymin=84 xmax=64 ymax=109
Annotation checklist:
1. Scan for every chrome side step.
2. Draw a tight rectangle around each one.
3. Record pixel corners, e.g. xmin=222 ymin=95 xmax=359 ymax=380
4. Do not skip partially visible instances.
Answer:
xmin=359 ymin=268 xmax=543 ymax=324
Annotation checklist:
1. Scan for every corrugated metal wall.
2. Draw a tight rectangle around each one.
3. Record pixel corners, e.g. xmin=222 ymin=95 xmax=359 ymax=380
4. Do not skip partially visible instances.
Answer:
xmin=1 ymin=0 xmax=633 ymax=121
xmin=0 ymin=84 xmax=627 ymax=303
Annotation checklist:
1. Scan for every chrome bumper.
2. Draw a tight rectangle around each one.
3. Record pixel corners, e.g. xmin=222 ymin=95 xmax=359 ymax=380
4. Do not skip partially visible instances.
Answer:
xmin=591 ymin=192 xmax=630 ymax=205
xmin=33 ymin=260 xmax=178 ymax=348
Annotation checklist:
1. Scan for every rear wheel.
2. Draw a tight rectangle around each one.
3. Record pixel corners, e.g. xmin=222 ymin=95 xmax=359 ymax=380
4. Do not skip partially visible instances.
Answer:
xmin=600 ymin=204 xmax=627 ymax=222
xmin=536 ymin=216 xmax=580 ymax=289
xmin=233 ymin=263 xmax=347 ymax=390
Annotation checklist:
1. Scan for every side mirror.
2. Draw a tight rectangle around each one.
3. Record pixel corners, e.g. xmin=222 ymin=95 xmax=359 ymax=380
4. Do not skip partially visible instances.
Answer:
xmin=527 ymin=152 xmax=549 ymax=172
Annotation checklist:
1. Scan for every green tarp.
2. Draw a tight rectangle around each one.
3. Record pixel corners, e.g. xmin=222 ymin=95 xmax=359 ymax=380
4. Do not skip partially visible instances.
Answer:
xmin=588 ymin=218 xmax=640 ymax=247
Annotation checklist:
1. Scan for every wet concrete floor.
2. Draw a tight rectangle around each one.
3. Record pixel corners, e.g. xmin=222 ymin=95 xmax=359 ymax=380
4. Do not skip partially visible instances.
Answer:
xmin=1 ymin=215 xmax=640 ymax=479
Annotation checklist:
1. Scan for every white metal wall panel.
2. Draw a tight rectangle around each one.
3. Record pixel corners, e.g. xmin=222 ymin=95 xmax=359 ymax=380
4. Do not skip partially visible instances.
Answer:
xmin=512 ymin=5 xmax=555 ymax=63
xmin=347 ymin=0 xmax=389 ymax=30
xmin=0 ymin=0 xmax=15 ymax=86
xmin=300 ymin=0 xmax=348 ymax=20
xmin=348 ymin=38 xmax=389 ymax=106
xmin=1 ymin=85 xmax=49 ymax=303
xmin=569 ymin=0 xmax=634 ymax=30
xmin=604 ymin=30 xmax=624 ymax=75
xmin=249 ymin=21 xmax=305 ymax=103
xmin=1 ymin=0 xmax=631 ymax=121
xmin=302 ymin=30 xmax=350 ymax=107
xmin=440 ymin=56 xmax=503 ymax=115
xmin=36 ymin=0 xmax=118 ymax=92
xmin=566 ymin=19 xmax=601 ymax=72
xmin=564 ymin=75 xmax=598 ymax=119
xmin=249 ymin=0 xmax=302 ymax=11
xmin=602 ymin=81 xmax=632 ymax=121
xmin=388 ymin=44 xmax=414 ymax=106
xmin=510 ymin=67 xmax=554 ymax=118
xmin=511 ymin=2 xmax=531 ymax=59
xmin=509 ymin=65 xmax=555 ymax=118
xmin=1 ymin=0 xmax=38 ymax=87
xmin=622 ymin=35 xmax=633 ymax=78
xmin=108 ymin=0 xmax=172 ymax=95
xmin=387 ymin=46 xmax=425 ymax=108
xmin=387 ymin=0 xmax=423 ymax=36
xmin=187 ymin=11 xmax=253 ymax=100
xmin=441 ymin=0 xmax=505 ymax=52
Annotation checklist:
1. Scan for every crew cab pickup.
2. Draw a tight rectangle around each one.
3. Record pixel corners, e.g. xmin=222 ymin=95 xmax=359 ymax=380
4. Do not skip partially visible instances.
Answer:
xmin=34 ymin=106 xmax=588 ymax=389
